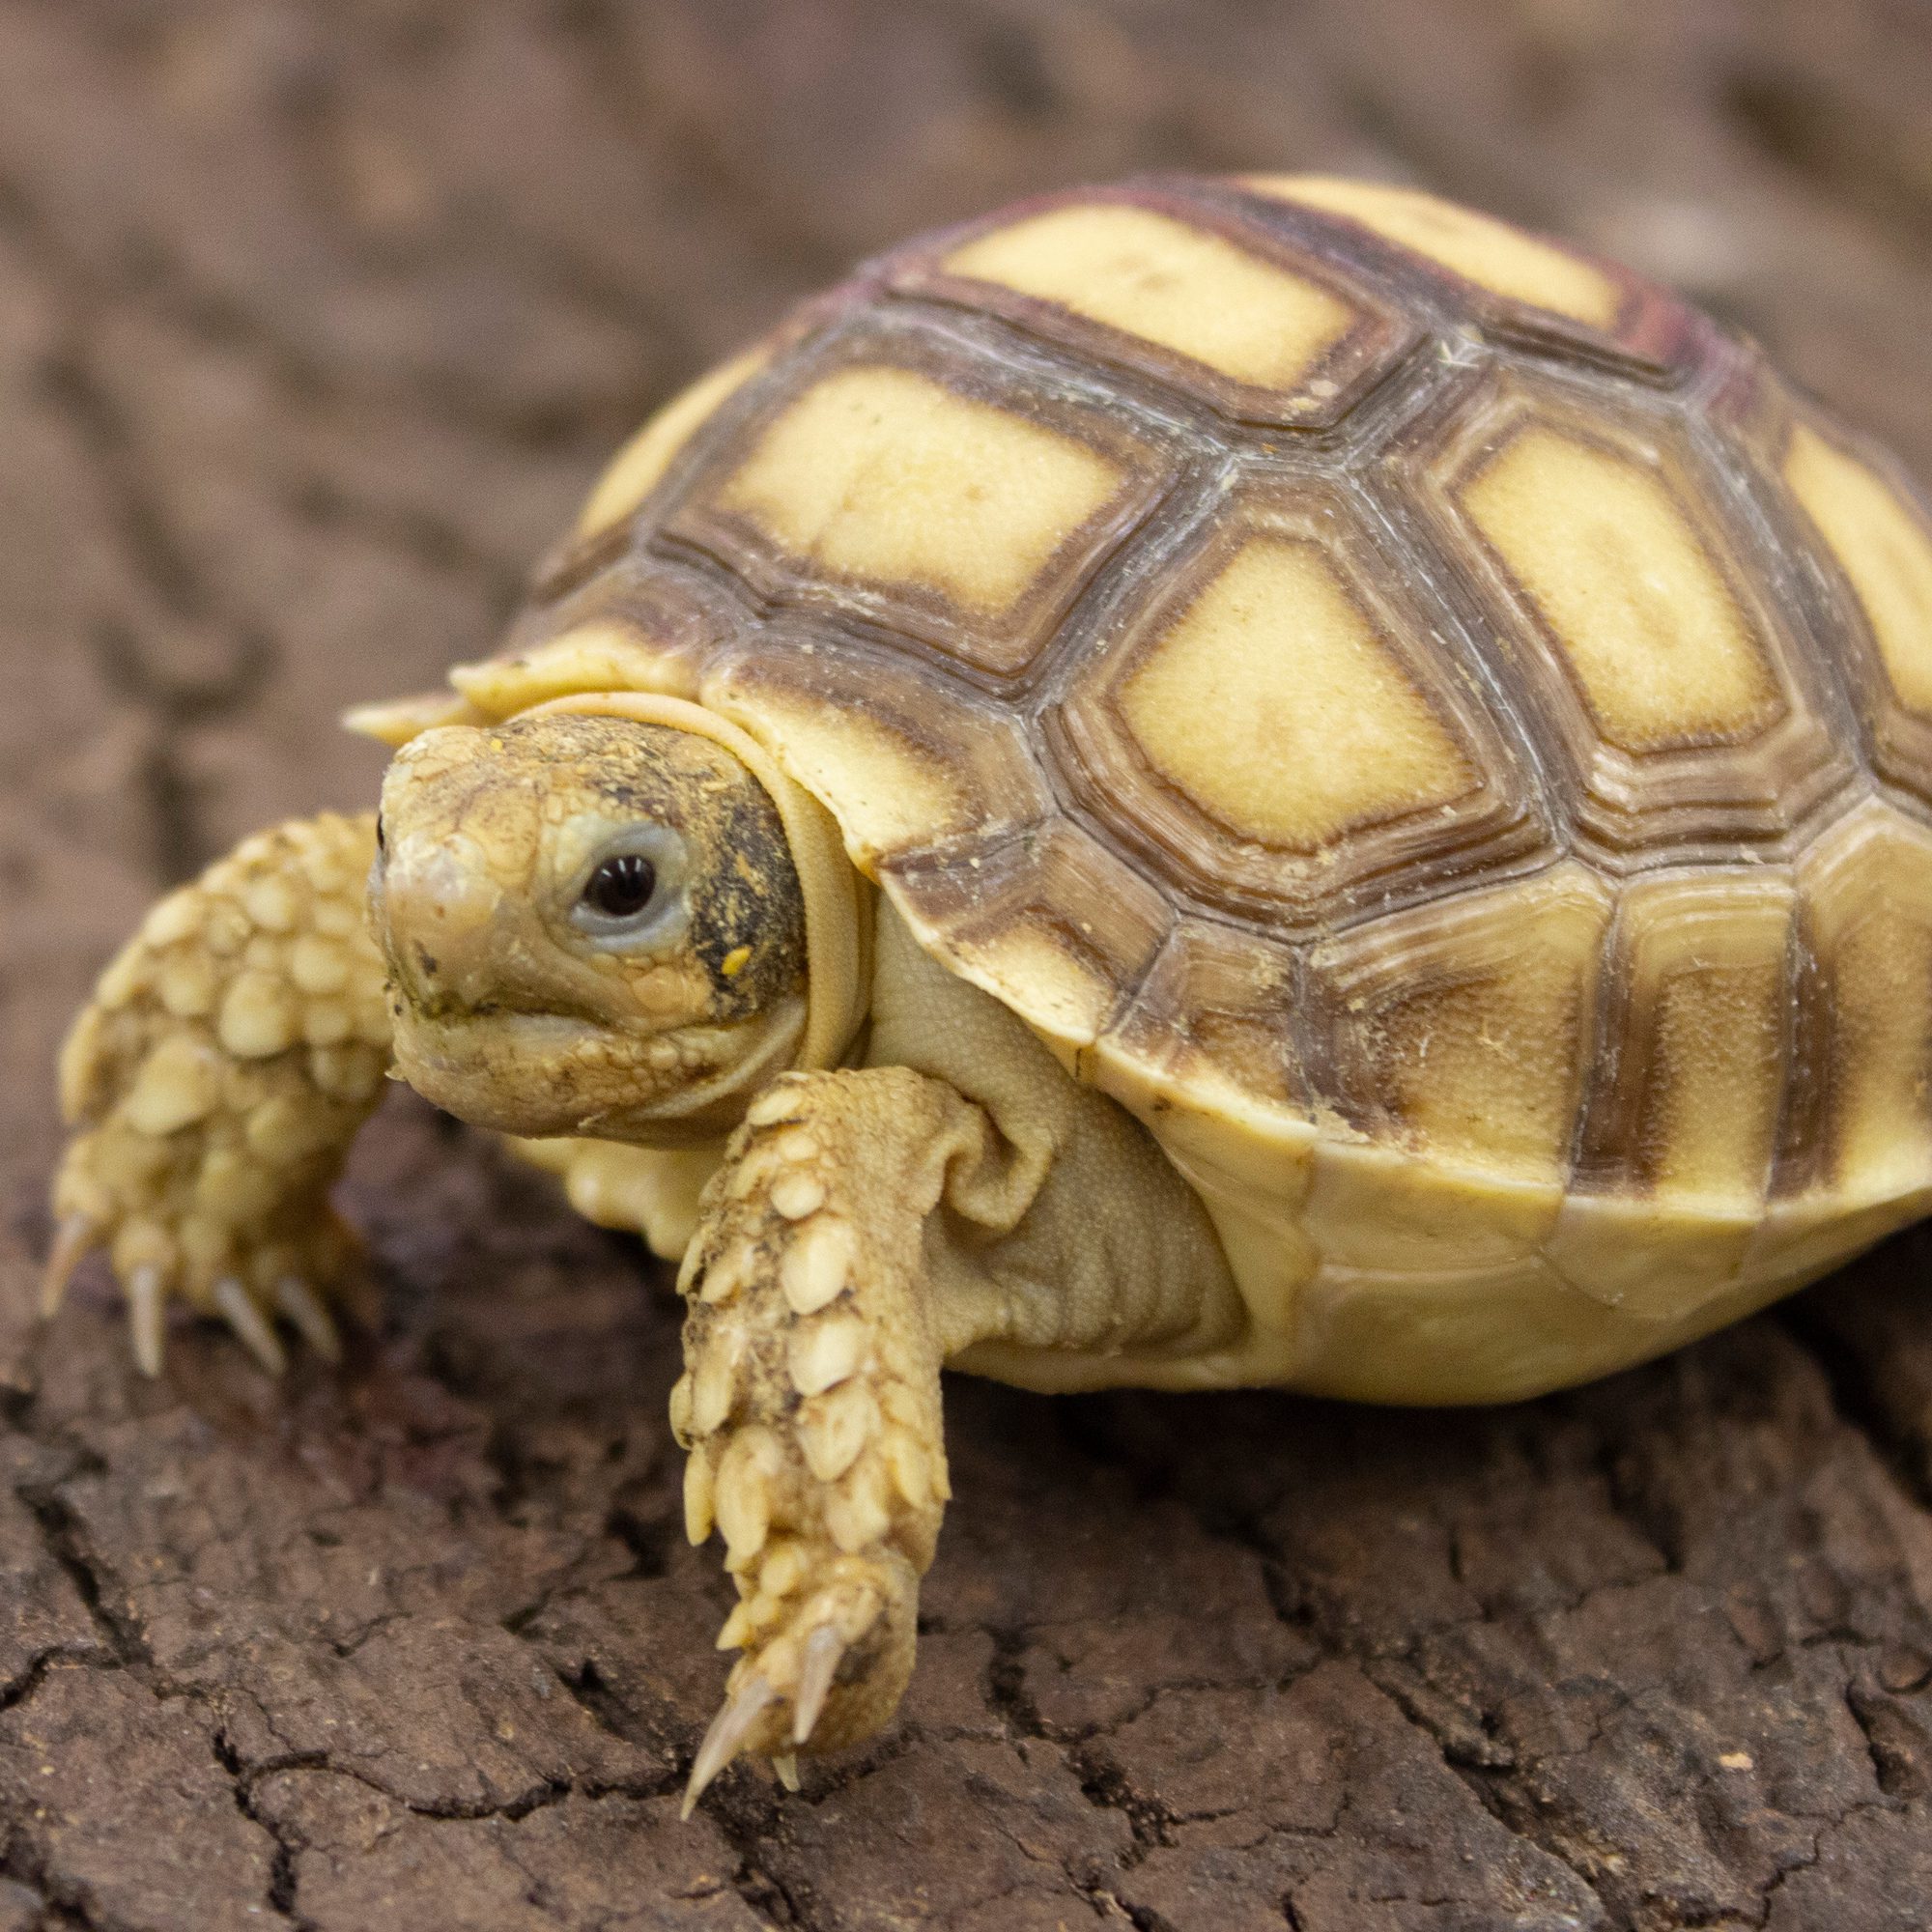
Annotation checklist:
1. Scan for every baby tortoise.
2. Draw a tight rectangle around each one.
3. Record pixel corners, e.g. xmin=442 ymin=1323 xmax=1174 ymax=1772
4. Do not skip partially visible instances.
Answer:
xmin=44 ymin=176 xmax=1932 ymax=1808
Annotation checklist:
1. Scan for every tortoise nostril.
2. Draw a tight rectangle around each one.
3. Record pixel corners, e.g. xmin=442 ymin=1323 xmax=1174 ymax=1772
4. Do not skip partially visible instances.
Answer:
xmin=376 ymin=832 xmax=509 ymax=1009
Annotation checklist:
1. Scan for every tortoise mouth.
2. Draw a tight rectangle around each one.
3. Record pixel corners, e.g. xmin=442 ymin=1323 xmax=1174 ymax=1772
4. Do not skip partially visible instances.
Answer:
xmin=390 ymin=996 xmax=808 ymax=1147
xmin=391 ymin=1006 xmax=625 ymax=1137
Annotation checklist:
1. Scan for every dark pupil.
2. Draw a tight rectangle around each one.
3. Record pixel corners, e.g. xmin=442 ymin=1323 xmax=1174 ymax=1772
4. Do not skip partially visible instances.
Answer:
xmin=585 ymin=853 xmax=657 ymax=919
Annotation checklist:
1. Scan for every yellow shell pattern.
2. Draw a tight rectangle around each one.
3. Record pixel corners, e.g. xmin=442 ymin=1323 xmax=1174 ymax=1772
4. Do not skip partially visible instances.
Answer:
xmin=385 ymin=176 xmax=1932 ymax=1403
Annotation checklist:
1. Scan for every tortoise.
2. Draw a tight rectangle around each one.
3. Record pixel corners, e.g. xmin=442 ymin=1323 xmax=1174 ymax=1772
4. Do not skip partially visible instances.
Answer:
xmin=43 ymin=174 xmax=1932 ymax=1808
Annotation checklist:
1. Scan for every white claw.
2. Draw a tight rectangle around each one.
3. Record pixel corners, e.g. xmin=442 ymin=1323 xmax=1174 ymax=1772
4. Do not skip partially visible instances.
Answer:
xmin=682 ymin=1675 xmax=775 ymax=1818
xmin=41 ymin=1215 xmax=97 ymax=1318
xmin=213 ymin=1277 xmax=286 ymax=1376
xmin=273 ymin=1276 xmax=341 ymax=1363
xmin=773 ymin=1752 xmax=800 ymax=1792
xmin=128 ymin=1265 xmax=166 ymax=1378
xmin=792 ymin=1624 xmax=845 ymax=1745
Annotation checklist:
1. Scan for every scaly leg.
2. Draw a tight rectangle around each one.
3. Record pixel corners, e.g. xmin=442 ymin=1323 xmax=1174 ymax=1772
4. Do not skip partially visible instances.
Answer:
xmin=672 ymin=1065 xmax=995 ymax=1807
xmin=45 ymin=811 xmax=390 ymax=1374
xmin=671 ymin=903 xmax=1249 ymax=1808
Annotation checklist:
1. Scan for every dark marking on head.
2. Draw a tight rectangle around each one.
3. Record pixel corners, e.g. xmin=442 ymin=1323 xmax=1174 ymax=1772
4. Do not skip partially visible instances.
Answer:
xmin=497 ymin=712 xmax=808 ymax=1022
xmin=688 ymin=769 xmax=808 ymax=1017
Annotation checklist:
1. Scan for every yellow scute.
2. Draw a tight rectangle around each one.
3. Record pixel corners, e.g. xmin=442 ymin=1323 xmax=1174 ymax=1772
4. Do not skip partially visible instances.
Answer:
xmin=1783 ymin=423 xmax=1932 ymax=718
xmin=1459 ymin=423 xmax=1780 ymax=751
xmin=1613 ymin=873 xmax=1792 ymax=1208
xmin=1245 ymin=174 xmax=1620 ymax=327
xmin=943 ymin=203 xmax=1356 ymax=391
xmin=1118 ymin=536 xmax=1473 ymax=850
xmin=1801 ymin=802 xmax=1932 ymax=1204
xmin=1321 ymin=865 xmax=1613 ymax=1186
xmin=716 ymin=366 xmax=1123 ymax=615
xmin=950 ymin=922 xmax=1116 ymax=1056
xmin=717 ymin=684 xmax=963 ymax=867
xmin=448 ymin=623 xmax=700 ymax=717
xmin=576 ymin=347 xmax=769 ymax=541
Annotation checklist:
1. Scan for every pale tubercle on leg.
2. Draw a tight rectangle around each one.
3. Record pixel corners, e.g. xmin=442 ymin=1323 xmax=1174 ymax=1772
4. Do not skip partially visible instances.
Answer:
xmin=44 ymin=811 xmax=390 ymax=1374
xmin=673 ymin=1067 xmax=978 ymax=1812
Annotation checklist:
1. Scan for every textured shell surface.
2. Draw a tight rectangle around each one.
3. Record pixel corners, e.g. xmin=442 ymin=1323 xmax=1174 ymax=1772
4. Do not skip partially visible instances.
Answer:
xmin=423 ymin=174 xmax=1932 ymax=1400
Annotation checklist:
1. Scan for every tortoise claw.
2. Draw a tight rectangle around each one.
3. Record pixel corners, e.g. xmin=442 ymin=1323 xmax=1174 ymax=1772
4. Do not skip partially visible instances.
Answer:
xmin=213 ymin=1277 xmax=286 ymax=1376
xmin=273 ymin=1275 xmax=342 ymax=1363
xmin=40 ymin=1214 xmax=98 ymax=1318
xmin=682 ymin=1674 xmax=775 ymax=1818
xmin=128 ymin=1264 xmax=166 ymax=1378
xmin=791 ymin=1624 xmax=844 ymax=1746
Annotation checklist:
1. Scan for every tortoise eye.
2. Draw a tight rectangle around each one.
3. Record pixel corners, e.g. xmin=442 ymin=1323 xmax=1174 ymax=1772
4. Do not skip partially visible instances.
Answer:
xmin=583 ymin=852 xmax=658 ymax=920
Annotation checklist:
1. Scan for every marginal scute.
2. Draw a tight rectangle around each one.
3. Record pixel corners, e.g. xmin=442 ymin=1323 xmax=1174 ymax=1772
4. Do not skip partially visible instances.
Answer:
xmin=451 ymin=620 xmax=702 ymax=718
xmin=709 ymin=643 xmax=1052 ymax=873
xmin=1118 ymin=533 xmax=1477 ymax=848
xmin=1782 ymin=422 xmax=1932 ymax=719
xmin=721 ymin=678 xmax=963 ymax=867
xmin=1100 ymin=919 xmax=1310 ymax=1124
xmin=1573 ymin=868 xmax=1794 ymax=1208
xmin=1792 ymin=801 xmax=1932 ymax=1206
xmin=1459 ymin=420 xmax=1779 ymax=752
xmin=941 ymin=202 xmax=1357 ymax=392
xmin=1312 ymin=863 xmax=1614 ymax=1187
xmin=1242 ymin=173 xmax=1622 ymax=328
xmin=342 ymin=688 xmax=484 ymax=749
xmin=1545 ymin=868 xmax=1796 ymax=1319
xmin=1092 ymin=924 xmax=1323 ymax=1293
xmin=931 ymin=821 xmax=1170 ymax=1061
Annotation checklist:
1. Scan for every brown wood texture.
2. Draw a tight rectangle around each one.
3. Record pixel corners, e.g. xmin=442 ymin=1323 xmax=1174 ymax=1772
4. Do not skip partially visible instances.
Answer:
xmin=3 ymin=4 xmax=1932 ymax=1928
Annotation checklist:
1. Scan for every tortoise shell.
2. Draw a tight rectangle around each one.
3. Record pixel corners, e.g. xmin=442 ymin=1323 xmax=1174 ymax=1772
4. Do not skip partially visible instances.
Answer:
xmin=372 ymin=176 xmax=1932 ymax=1401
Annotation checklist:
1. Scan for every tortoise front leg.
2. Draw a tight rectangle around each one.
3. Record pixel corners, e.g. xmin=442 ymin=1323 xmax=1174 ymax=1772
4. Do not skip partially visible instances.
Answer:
xmin=44 ymin=811 xmax=390 ymax=1374
xmin=673 ymin=1065 xmax=993 ymax=1808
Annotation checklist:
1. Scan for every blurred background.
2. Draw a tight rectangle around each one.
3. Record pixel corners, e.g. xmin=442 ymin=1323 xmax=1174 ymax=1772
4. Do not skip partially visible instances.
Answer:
xmin=3 ymin=8 xmax=1931 ymax=1926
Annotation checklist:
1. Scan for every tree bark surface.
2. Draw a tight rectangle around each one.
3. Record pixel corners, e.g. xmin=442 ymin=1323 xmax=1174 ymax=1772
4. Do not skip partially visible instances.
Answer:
xmin=3 ymin=5 xmax=1931 ymax=1929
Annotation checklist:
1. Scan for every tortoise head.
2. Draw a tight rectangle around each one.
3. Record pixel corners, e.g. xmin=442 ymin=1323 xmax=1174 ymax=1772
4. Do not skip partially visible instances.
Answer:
xmin=370 ymin=712 xmax=810 ymax=1145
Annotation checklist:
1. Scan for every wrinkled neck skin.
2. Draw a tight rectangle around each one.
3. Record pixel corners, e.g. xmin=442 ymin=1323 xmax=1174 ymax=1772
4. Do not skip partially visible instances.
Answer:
xmin=371 ymin=713 xmax=814 ymax=1150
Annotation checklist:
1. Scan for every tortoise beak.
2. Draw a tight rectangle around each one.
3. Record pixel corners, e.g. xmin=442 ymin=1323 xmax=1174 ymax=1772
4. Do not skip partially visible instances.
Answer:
xmin=372 ymin=831 xmax=516 ymax=1013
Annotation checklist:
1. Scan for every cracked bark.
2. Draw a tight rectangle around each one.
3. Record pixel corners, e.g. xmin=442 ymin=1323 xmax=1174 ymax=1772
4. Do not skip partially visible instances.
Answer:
xmin=4 ymin=3 xmax=1932 ymax=1929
